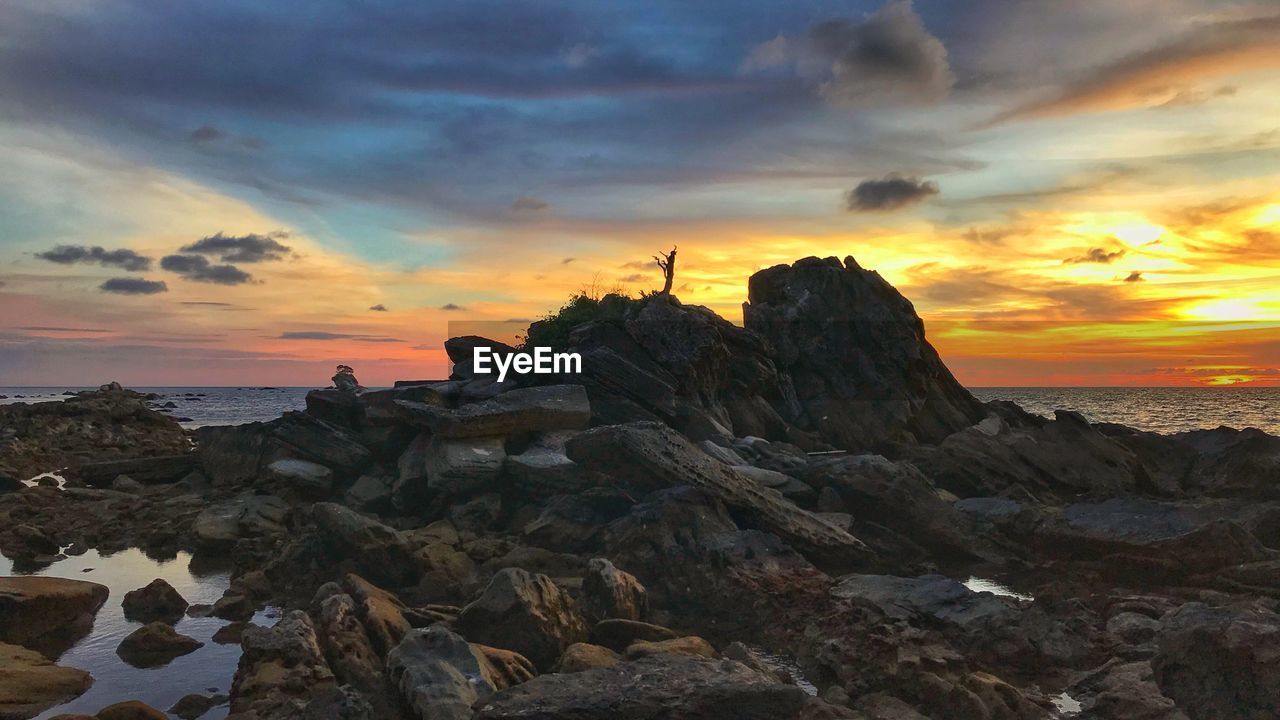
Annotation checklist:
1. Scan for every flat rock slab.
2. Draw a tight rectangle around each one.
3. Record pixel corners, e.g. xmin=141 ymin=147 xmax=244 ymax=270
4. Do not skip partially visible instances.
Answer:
xmin=0 ymin=576 xmax=109 ymax=647
xmin=474 ymin=654 xmax=806 ymax=720
xmin=0 ymin=641 xmax=93 ymax=719
xmin=396 ymin=385 xmax=590 ymax=439
xmin=75 ymin=454 xmax=198 ymax=487
xmin=832 ymin=574 xmax=1020 ymax=628
xmin=567 ymin=422 xmax=871 ymax=567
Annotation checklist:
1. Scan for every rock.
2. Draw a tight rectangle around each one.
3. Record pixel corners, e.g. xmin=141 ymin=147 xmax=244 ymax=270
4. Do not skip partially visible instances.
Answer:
xmin=444 ymin=336 xmax=517 ymax=380
xmin=581 ymin=558 xmax=647 ymax=623
xmin=457 ymin=567 xmax=589 ymax=671
xmin=168 ymin=692 xmax=228 ymax=720
xmin=1106 ymin=612 xmax=1161 ymax=646
xmin=590 ymin=619 xmax=679 ymax=653
xmin=306 ymin=388 xmax=362 ymax=427
xmin=192 ymin=494 xmax=288 ymax=551
xmin=556 ymin=642 xmax=620 ymax=673
xmin=194 ymin=422 xmax=268 ymax=487
xmin=344 ymin=474 xmax=394 ymax=514
xmin=211 ymin=592 xmax=255 ymax=621
xmin=313 ymin=592 xmax=396 ymax=717
xmin=700 ymin=440 xmax=747 ymax=465
xmin=567 ymin=423 xmax=870 ymax=567
xmin=521 ymin=491 xmax=632 ymax=552
xmin=743 ymin=256 xmax=986 ymax=449
xmin=341 ymin=574 xmax=412 ymax=656
xmin=270 ymin=412 xmax=371 ymax=473
xmin=1069 ymin=659 xmax=1186 ymax=720
xmin=0 ymin=641 xmax=93 ymax=720
xmin=386 ymin=624 xmax=534 ymax=720
xmin=110 ymin=475 xmax=144 ymax=492
xmin=0 ymin=576 xmax=109 ymax=649
xmin=312 ymin=503 xmax=419 ymax=587
xmin=75 ymin=454 xmax=197 ymax=488
xmin=332 ymin=365 xmax=363 ymax=393
xmin=625 ymin=635 xmax=718 ymax=660
xmin=830 ymin=574 xmax=1019 ymax=628
xmin=399 ymin=435 xmax=505 ymax=499
xmin=212 ymin=622 xmax=248 ymax=645
xmin=266 ymin=458 xmax=335 ymax=498
xmin=1152 ymin=603 xmax=1280 ymax=719
xmin=397 ymin=385 xmax=591 ymax=439
xmin=505 ymin=432 xmax=588 ymax=498
xmin=116 ymin=622 xmax=203 ymax=667
xmin=94 ymin=700 xmax=169 ymax=720
xmin=474 ymin=654 xmax=807 ymax=720
xmin=230 ymin=611 xmax=336 ymax=718
xmin=121 ymin=578 xmax=189 ymax=623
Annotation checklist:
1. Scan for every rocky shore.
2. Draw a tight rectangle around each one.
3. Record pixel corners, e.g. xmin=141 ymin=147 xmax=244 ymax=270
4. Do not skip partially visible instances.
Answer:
xmin=2 ymin=255 xmax=1279 ymax=720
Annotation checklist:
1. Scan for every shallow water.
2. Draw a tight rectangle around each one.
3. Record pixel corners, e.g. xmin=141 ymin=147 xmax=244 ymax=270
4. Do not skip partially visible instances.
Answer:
xmin=0 ymin=548 xmax=279 ymax=719
xmin=972 ymin=386 xmax=1280 ymax=435
xmin=963 ymin=576 xmax=1034 ymax=603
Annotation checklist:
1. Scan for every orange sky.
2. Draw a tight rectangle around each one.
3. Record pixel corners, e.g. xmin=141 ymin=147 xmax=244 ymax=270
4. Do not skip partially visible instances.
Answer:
xmin=1 ymin=1 xmax=1277 ymax=387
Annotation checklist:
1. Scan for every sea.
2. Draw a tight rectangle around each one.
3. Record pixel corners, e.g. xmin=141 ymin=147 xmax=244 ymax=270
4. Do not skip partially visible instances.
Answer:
xmin=0 ymin=385 xmax=1277 ymax=435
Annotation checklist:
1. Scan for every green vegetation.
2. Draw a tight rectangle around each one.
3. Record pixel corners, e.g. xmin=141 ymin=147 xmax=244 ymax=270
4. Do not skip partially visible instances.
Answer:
xmin=521 ymin=286 xmax=638 ymax=351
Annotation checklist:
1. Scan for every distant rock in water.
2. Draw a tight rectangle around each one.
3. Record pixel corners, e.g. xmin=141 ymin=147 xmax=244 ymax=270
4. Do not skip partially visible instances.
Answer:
xmin=744 ymin=255 xmax=987 ymax=449
xmin=332 ymin=364 xmax=364 ymax=393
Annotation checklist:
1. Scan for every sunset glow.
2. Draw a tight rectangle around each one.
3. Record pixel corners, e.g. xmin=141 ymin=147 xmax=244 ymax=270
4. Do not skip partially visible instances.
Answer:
xmin=1 ymin=1 xmax=1276 ymax=387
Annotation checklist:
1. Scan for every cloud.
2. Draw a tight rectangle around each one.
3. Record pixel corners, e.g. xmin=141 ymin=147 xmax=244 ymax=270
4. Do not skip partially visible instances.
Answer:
xmin=369 ymin=304 xmax=389 ymax=312
xmin=180 ymin=232 xmax=292 ymax=263
xmin=618 ymin=274 xmax=647 ymax=283
xmin=100 ymin=277 xmax=168 ymax=295
xmin=845 ymin=173 xmax=939 ymax=212
xmin=440 ymin=303 xmax=466 ymax=311
xmin=511 ymin=197 xmax=550 ymax=213
xmin=35 ymin=245 xmax=152 ymax=271
xmin=1064 ymin=247 xmax=1125 ymax=264
xmin=18 ymin=326 xmax=110 ymax=333
xmin=181 ymin=301 xmax=235 ymax=307
xmin=991 ymin=13 xmax=1280 ymax=123
xmin=1123 ymin=271 xmax=1145 ymax=282
xmin=806 ymin=0 xmax=954 ymax=105
xmin=189 ymin=125 xmax=223 ymax=143
xmin=161 ymin=254 xmax=253 ymax=285
xmin=561 ymin=257 xmax=575 ymax=264
xmin=280 ymin=331 xmax=402 ymax=342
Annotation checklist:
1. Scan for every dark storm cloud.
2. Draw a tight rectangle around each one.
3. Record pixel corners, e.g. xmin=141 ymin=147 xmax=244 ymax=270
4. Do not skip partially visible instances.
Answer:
xmin=180 ymin=232 xmax=291 ymax=263
xmin=100 ymin=277 xmax=168 ymax=295
xmin=160 ymin=254 xmax=253 ymax=285
xmin=280 ymin=331 xmax=401 ymax=342
xmin=35 ymin=245 xmax=152 ymax=271
xmin=845 ymin=174 xmax=939 ymax=212
xmin=806 ymin=0 xmax=954 ymax=105
xmin=1064 ymin=248 xmax=1125 ymax=264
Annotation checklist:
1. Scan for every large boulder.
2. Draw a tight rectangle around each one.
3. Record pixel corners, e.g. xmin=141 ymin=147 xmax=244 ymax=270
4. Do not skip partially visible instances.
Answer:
xmin=313 ymin=592 xmax=397 ymax=718
xmin=456 ymin=567 xmax=589 ymax=671
xmin=266 ymin=458 xmax=335 ymax=498
xmin=1152 ymin=603 xmax=1280 ymax=719
xmin=0 ymin=641 xmax=93 ymax=719
xmin=743 ymin=256 xmax=987 ymax=449
xmin=312 ymin=503 xmax=419 ymax=587
xmin=387 ymin=624 xmax=535 ymax=720
xmin=121 ymin=578 xmax=189 ymax=623
xmin=567 ymin=422 xmax=870 ymax=567
xmin=270 ymin=412 xmax=371 ymax=473
xmin=396 ymin=385 xmax=590 ymax=439
xmin=0 ymin=576 xmax=109 ymax=649
xmin=230 ymin=610 xmax=340 ymax=718
xmin=580 ymin=558 xmax=647 ymax=623
xmin=474 ymin=654 xmax=807 ymax=720
xmin=192 ymin=494 xmax=289 ymax=551
xmin=74 ymin=454 xmax=197 ymax=487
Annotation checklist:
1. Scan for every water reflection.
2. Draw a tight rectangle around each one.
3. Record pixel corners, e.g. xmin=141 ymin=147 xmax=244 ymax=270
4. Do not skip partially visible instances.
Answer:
xmin=0 ymin=548 xmax=277 ymax=719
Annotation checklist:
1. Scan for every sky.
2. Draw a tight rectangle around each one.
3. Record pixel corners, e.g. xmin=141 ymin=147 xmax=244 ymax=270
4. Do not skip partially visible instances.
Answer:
xmin=0 ymin=0 xmax=1277 ymax=387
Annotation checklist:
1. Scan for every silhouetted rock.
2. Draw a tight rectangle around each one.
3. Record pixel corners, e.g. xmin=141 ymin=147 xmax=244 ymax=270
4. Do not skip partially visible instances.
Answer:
xmin=122 ymin=578 xmax=189 ymax=623
xmin=116 ymin=622 xmax=203 ymax=667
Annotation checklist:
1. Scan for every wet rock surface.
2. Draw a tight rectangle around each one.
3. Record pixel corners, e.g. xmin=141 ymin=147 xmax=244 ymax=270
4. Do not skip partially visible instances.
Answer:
xmin=3 ymin=256 xmax=1279 ymax=720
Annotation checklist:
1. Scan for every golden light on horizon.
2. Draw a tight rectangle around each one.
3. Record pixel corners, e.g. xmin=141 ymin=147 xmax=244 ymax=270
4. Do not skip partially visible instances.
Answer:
xmin=1111 ymin=222 xmax=1166 ymax=246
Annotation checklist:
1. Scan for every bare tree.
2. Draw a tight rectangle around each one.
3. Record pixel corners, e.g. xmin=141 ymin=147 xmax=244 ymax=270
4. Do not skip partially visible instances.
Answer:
xmin=653 ymin=246 xmax=677 ymax=295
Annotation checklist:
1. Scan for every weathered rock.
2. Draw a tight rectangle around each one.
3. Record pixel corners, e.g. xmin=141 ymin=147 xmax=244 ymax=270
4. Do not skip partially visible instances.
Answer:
xmin=344 ymin=474 xmax=394 ymax=514
xmin=94 ymin=700 xmax=170 ymax=720
xmin=567 ymin=422 xmax=870 ymax=567
xmin=505 ymin=432 xmax=588 ymax=498
xmin=341 ymin=574 xmax=412 ymax=656
xmin=306 ymin=388 xmax=362 ymax=427
xmin=397 ymin=385 xmax=591 ymax=439
xmin=386 ymin=624 xmax=534 ymax=720
xmin=625 ymin=635 xmax=717 ymax=660
xmin=168 ymin=692 xmax=229 ymax=720
xmin=457 ymin=567 xmax=589 ymax=671
xmin=556 ymin=642 xmax=620 ymax=673
xmin=266 ymin=458 xmax=334 ymax=498
xmin=121 ymin=578 xmax=189 ymax=623
xmin=1152 ymin=603 xmax=1280 ymax=720
xmin=830 ymin=574 xmax=1020 ymax=629
xmin=1069 ymin=659 xmax=1187 ymax=720
xmin=75 ymin=454 xmax=197 ymax=488
xmin=0 ymin=641 xmax=93 ymax=720
xmin=743 ymin=256 xmax=987 ymax=450
xmin=313 ymin=592 xmax=396 ymax=717
xmin=230 ymin=611 xmax=345 ymax=718
xmin=116 ymin=622 xmax=203 ymax=667
xmin=580 ymin=558 xmax=647 ymax=623
xmin=590 ymin=619 xmax=679 ymax=653
xmin=444 ymin=336 xmax=517 ymax=380
xmin=270 ymin=412 xmax=371 ymax=473
xmin=521 ymin=490 xmax=632 ymax=552
xmin=312 ymin=503 xmax=418 ymax=587
xmin=192 ymin=493 xmax=288 ymax=551
xmin=474 ymin=654 xmax=807 ymax=720
xmin=0 ymin=576 xmax=109 ymax=648
xmin=399 ymin=435 xmax=506 ymax=499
